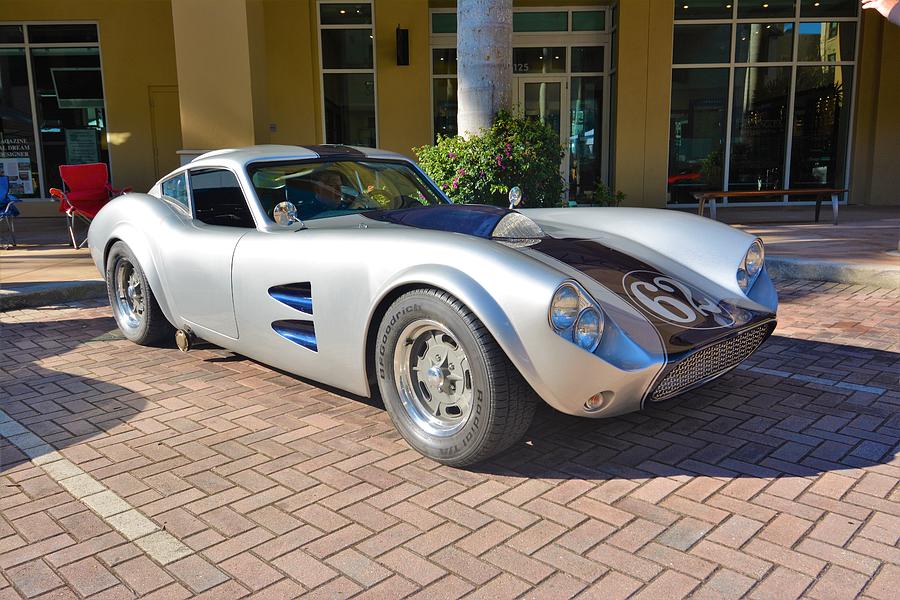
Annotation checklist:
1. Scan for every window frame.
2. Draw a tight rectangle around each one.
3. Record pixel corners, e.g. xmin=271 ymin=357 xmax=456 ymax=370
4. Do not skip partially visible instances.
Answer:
xmin=316 ymin=0 xmax=378 ymax=148
xmin=0 ymin=20 xmax=108 ymax=201
xmin=667 ymin=2 xmax=861 ymax=207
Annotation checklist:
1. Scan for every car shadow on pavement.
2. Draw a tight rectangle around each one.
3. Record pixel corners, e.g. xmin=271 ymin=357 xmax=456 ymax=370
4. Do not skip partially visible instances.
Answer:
xmin=0 ymin=315 xmax=152 ymax=473
xmin=478 ymin=333 xmax=899 ymax=479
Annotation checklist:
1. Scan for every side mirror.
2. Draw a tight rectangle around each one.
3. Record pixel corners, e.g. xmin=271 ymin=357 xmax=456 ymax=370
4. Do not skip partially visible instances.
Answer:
xmin=273 ymin=201 xmax=300 ymax=226
xmin=508 ymin=186 xmax=524 ymax=209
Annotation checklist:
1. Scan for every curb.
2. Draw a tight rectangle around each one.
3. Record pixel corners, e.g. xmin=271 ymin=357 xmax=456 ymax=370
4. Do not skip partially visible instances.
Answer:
xmin=0 ymin=280 xmax=106 ymax=312
xmin=767 ymin=256 xmax=900 ymax=289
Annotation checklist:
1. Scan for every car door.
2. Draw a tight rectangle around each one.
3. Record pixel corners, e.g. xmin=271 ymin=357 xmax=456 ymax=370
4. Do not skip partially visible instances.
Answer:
xmin=159 ymin=167 xmax=255 ymax=339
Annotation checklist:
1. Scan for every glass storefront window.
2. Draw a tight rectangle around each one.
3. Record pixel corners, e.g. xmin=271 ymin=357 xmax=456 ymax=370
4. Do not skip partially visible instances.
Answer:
xmin=513 ymin=12 xmax=567 ymax=32
xmin=432 ymin=48 xmax=457 ymax=76
xmin=572 ymin=11 xmax=605 ymax=32
xmin=800 ymin=0 xmax=858 ymax=17
xmin=738 ymin=0 xmax=796 ymax=19
xmin=0 ymin=25 xmax=24 ymax=44
xmin=319 ymin=3 xmax=372 ymax=25
xmin=571 ymin=47 xmax=604 ymax=73
xmin=432 ymin=13 xmax=456 ymax=34
xmin=729 ymin=66 xmax=791 ymax=191
xmin=797 ymin=22 xmax=856 ymax=62
xmin=30 ymin=47 xmax=108 ymax=192
xmin=673 ymin=24 xmax=732 ymax=64
xmin=320 ymin=1 xmax=376 ymax=146
xmin=668 ymin=68 xmax=730 ymax=202
xmin=569 ymin=77 xmax=603 ymax=202
xmin=512 ymin=47 xmax=566 ymax=74
xmin=735 ymin=23 xmax=794 ymax=63
xmin=27 ymin=24 xmax=98 ymax=43
xmin=321 ymin=29 xmax=373 ymax=70
xmin=790 ymin=65 xmax=852 ymax=187
xmin=433 ymin=78 xmax=458 ymax=140
xmin=323 ymin=74 xmax=376 ymax=148
xmin=0 ymin=48 xmax=40 ymax=197
xmin=674 ymin=1 xmax=734 ymax=20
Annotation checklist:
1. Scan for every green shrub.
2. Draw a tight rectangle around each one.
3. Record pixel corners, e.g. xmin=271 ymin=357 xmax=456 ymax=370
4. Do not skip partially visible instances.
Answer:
xmin=414 ymin=110 xmax=564 ymax=208
xmin=592 ymin=180 xmax=626 ymax=207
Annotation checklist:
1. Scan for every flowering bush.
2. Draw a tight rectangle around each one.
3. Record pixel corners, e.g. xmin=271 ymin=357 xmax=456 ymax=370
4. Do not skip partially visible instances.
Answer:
xmin=414 ymin=111 xmax=564 ymax=208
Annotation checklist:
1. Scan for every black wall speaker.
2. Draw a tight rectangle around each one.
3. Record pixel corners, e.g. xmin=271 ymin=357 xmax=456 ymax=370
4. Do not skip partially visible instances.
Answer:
xmin=396 ymin=27 xmax=409 ymax=66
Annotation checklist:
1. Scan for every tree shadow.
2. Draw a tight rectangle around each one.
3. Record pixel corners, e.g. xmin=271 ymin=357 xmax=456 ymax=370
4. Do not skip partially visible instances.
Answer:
xmin=0 ymin=315 xmax=151 ymax=472
xmin=478 ymin=333 xmax=899 ymax=479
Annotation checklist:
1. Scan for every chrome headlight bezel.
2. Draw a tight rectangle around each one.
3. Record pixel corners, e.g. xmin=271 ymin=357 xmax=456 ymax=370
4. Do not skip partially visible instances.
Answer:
xmin=738 ymin=238 xmax=765 ymax=291
xmin=548 ymin=281 xmax=605 ymax=353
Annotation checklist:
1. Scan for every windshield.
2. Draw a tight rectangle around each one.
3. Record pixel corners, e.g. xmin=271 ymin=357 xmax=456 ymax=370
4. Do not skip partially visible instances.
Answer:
xmin=248 ymin=159 xmax=448 ymax=222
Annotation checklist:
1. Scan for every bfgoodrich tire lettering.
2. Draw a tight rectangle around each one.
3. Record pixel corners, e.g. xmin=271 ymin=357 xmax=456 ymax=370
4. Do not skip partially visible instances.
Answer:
xmin=106 ymin=241 xmax=174 ymax=346
xmin=375 ymin=288 xmax=537 ymax=466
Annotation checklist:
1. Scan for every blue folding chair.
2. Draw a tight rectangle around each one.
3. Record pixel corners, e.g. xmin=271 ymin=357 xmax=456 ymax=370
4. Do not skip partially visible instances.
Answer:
xmin=0 ymin=175 xmax=21 ymax=249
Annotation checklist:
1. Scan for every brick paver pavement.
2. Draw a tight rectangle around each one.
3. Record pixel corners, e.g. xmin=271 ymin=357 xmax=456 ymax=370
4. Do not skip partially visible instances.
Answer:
xmin=0 ymin=279 xmax=897 ymax=599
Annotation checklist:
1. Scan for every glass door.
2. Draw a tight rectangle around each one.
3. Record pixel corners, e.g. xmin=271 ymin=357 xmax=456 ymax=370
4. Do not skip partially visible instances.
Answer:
xmin=515 ymin=76 xmax=569 ymax=197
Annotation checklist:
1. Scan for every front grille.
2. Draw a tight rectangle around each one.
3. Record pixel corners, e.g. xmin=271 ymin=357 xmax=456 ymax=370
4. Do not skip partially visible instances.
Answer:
xmin=651 ymin=322 xmax=773 ymax=401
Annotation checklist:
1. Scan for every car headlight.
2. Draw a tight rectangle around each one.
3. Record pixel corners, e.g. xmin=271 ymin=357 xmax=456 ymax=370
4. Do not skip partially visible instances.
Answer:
xmin=738 ymin=239 xmax=765 ymax=291
xmin=549 ymin=281 xmax=606 ymax=353
xmin=550 ymin=284 xmax=580 ymax=331
xmin=573 ymin=308 xmax=603 ymax=352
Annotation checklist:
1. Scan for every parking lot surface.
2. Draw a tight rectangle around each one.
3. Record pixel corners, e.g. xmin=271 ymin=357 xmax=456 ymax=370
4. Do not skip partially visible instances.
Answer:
xmin=1 ymin=279 xmax=898 ymax=599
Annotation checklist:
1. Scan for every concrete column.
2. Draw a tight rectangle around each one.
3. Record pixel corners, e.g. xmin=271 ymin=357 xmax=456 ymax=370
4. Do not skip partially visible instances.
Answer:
xmin=171 ymin=0 xmax=268 ymax=154
xmin=613 ymin=0 xmax=673 ymax=208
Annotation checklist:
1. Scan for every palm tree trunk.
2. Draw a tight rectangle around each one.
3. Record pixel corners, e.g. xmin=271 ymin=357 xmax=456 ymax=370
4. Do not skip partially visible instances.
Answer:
xmin=456 ymin=0 xmax=512 ymax=137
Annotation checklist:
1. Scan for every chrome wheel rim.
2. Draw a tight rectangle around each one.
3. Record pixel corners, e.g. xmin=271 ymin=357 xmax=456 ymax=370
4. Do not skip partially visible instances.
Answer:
xmin=113 ymin=258 xmax=144 ymax=330
xmin=394 ymin=319 xmax=473 ymax=437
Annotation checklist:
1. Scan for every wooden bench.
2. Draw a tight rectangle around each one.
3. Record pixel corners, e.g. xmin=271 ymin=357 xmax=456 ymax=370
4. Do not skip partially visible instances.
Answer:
xmin=693 ymin=188 xmax=848 ymax=225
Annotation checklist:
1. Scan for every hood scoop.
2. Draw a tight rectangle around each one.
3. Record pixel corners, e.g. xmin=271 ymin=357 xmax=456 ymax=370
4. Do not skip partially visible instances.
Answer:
xmin=490 ymin=212 xmax=546 ymax=247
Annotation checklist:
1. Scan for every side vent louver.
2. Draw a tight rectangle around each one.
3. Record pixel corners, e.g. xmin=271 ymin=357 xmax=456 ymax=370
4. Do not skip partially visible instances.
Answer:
xmin=269 ymin=283 xmax=313 ymax=314
xmin=272 ymin=320 xmax=317 ymax=352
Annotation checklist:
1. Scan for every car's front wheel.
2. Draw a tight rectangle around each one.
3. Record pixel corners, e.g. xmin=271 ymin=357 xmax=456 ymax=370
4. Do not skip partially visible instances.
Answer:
xmin=375 ymin=288 xmax=537 ymax=466
xmin=106 ymin=241 xmax=173 ymax=346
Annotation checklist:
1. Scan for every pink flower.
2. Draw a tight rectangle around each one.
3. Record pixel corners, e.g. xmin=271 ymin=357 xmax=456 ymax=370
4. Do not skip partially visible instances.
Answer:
xmin=448 ymin=151 xmax=457 ymax=159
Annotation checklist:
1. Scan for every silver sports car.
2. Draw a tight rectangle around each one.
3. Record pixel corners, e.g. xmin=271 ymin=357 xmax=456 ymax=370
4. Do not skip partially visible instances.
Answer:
xmin=89 ymin=145 xmax=777 ymax=466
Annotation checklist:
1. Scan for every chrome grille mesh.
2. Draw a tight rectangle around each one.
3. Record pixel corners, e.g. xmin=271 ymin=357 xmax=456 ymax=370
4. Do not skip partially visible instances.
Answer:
xmin=652 ymin=322 xmax=772 ymax=401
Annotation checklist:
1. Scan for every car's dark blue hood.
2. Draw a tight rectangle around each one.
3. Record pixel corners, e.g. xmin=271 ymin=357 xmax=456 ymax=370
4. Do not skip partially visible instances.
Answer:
xmin=364 ymin=204 xmax=512 ymax=238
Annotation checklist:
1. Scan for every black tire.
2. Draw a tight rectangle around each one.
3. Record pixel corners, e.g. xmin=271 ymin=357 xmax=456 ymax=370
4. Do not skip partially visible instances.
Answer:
xmin=375 ymin=288 xmax=538 ymax=466
xmin=105 ymin=241 xmax=174 ymax=346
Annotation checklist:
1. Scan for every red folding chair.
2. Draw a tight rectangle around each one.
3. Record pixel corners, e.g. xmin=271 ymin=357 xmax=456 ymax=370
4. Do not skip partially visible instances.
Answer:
xmin=49 ymin=163 xmax=131 ymax=248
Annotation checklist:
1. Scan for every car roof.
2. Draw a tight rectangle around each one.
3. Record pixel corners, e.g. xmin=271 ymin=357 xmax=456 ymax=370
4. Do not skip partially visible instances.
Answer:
xmin=188 ymin=144 xmax=410 ymax=170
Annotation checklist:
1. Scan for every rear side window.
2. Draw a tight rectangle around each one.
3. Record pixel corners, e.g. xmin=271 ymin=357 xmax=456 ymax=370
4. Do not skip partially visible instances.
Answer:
xmin=161 ymin=173 xmax=189 ymax=212
xmin=189 ymin=169 xmax=255 ymax=228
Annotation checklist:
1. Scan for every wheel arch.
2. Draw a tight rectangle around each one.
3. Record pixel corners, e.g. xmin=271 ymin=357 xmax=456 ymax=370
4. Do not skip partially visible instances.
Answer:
xmin=103 ymin=225 xmax=177 ymax=326
xmin=362 ymin=266 xmax=537 ymax=399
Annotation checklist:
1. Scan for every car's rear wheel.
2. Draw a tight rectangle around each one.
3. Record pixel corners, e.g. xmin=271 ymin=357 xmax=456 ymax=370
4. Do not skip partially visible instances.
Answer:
xmin=375 ymin=288 xmax=537 ymax=466
xmin=106 ymin=241 xmax=173 ymax=346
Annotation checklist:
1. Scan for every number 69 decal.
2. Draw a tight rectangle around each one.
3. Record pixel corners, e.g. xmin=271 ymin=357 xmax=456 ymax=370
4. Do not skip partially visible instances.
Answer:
xmin=623 ymin=271 xmax=735 ymax=330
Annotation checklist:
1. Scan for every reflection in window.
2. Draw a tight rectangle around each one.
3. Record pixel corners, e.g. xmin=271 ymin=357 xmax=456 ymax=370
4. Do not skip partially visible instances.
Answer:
xmin=0 ymin=48 xmax=40 ymax=197
xmin=320 ymin=3 xmax=372 ymax=25
xmin=797 ymin=22 xmax=856 ymax=62
xmin=30 ymin=47 xmax=108 ymax=192
xmin=735 ymin=23 xmax=794 ymax=63
xmin=433 ymin=78 xmax=458 ymax=140
xmin=668 ymin=69 xmax=729 ymax=202
xmin=323 ymin=74 xmax=376 ymax=148
xmin=738 ymin=0 xmax=796 ymax=19
xmin=673 ymin=24 xmax=731 ymax=64
xmin=800 ymin=0 xmax=858 ymax=17
xmin=571 ymin=47 xmax=604 ymax=73
xmin=729 ymin=67 xmax=791 ymax=191
xmin=512 ymin=47 xmax=565 ymax=74
xmin=321 ymin=29 xmax=373 ymax=70
xmin=432 ymin=48 xmax=457 ymax=76
xmin=790 ymin=66 xmax=852 ymax=188
xmin=674 ymin=0 xmax=734 ymax=20
xmin=513 ymin=12 xmax=567 ymax=32
xmin=569 ymin=77 xmax=603 ymax=202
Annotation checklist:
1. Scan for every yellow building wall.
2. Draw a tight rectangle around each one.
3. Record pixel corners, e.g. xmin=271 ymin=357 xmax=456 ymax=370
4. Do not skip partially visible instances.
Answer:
xmin=375 ymin=0 xmax=432 ymax=157
xmin=851 ymin=11 xmax=900 ymax=206
xmin=3 ymin=0 xmax=179 ymax=212
xmin=613 ymin=0 xmax=673 ymax=208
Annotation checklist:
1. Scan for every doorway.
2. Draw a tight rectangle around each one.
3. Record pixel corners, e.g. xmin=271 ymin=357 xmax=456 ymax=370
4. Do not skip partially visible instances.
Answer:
xmin=514 ymin=76 xmax=569 ymax=192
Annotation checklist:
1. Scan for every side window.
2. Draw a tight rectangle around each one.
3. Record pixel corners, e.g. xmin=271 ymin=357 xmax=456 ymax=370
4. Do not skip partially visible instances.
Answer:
xmin=189 ymin=168 xmax=255 ymax=228
xmin=160 ymin=173 xmax=189 ymax=212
